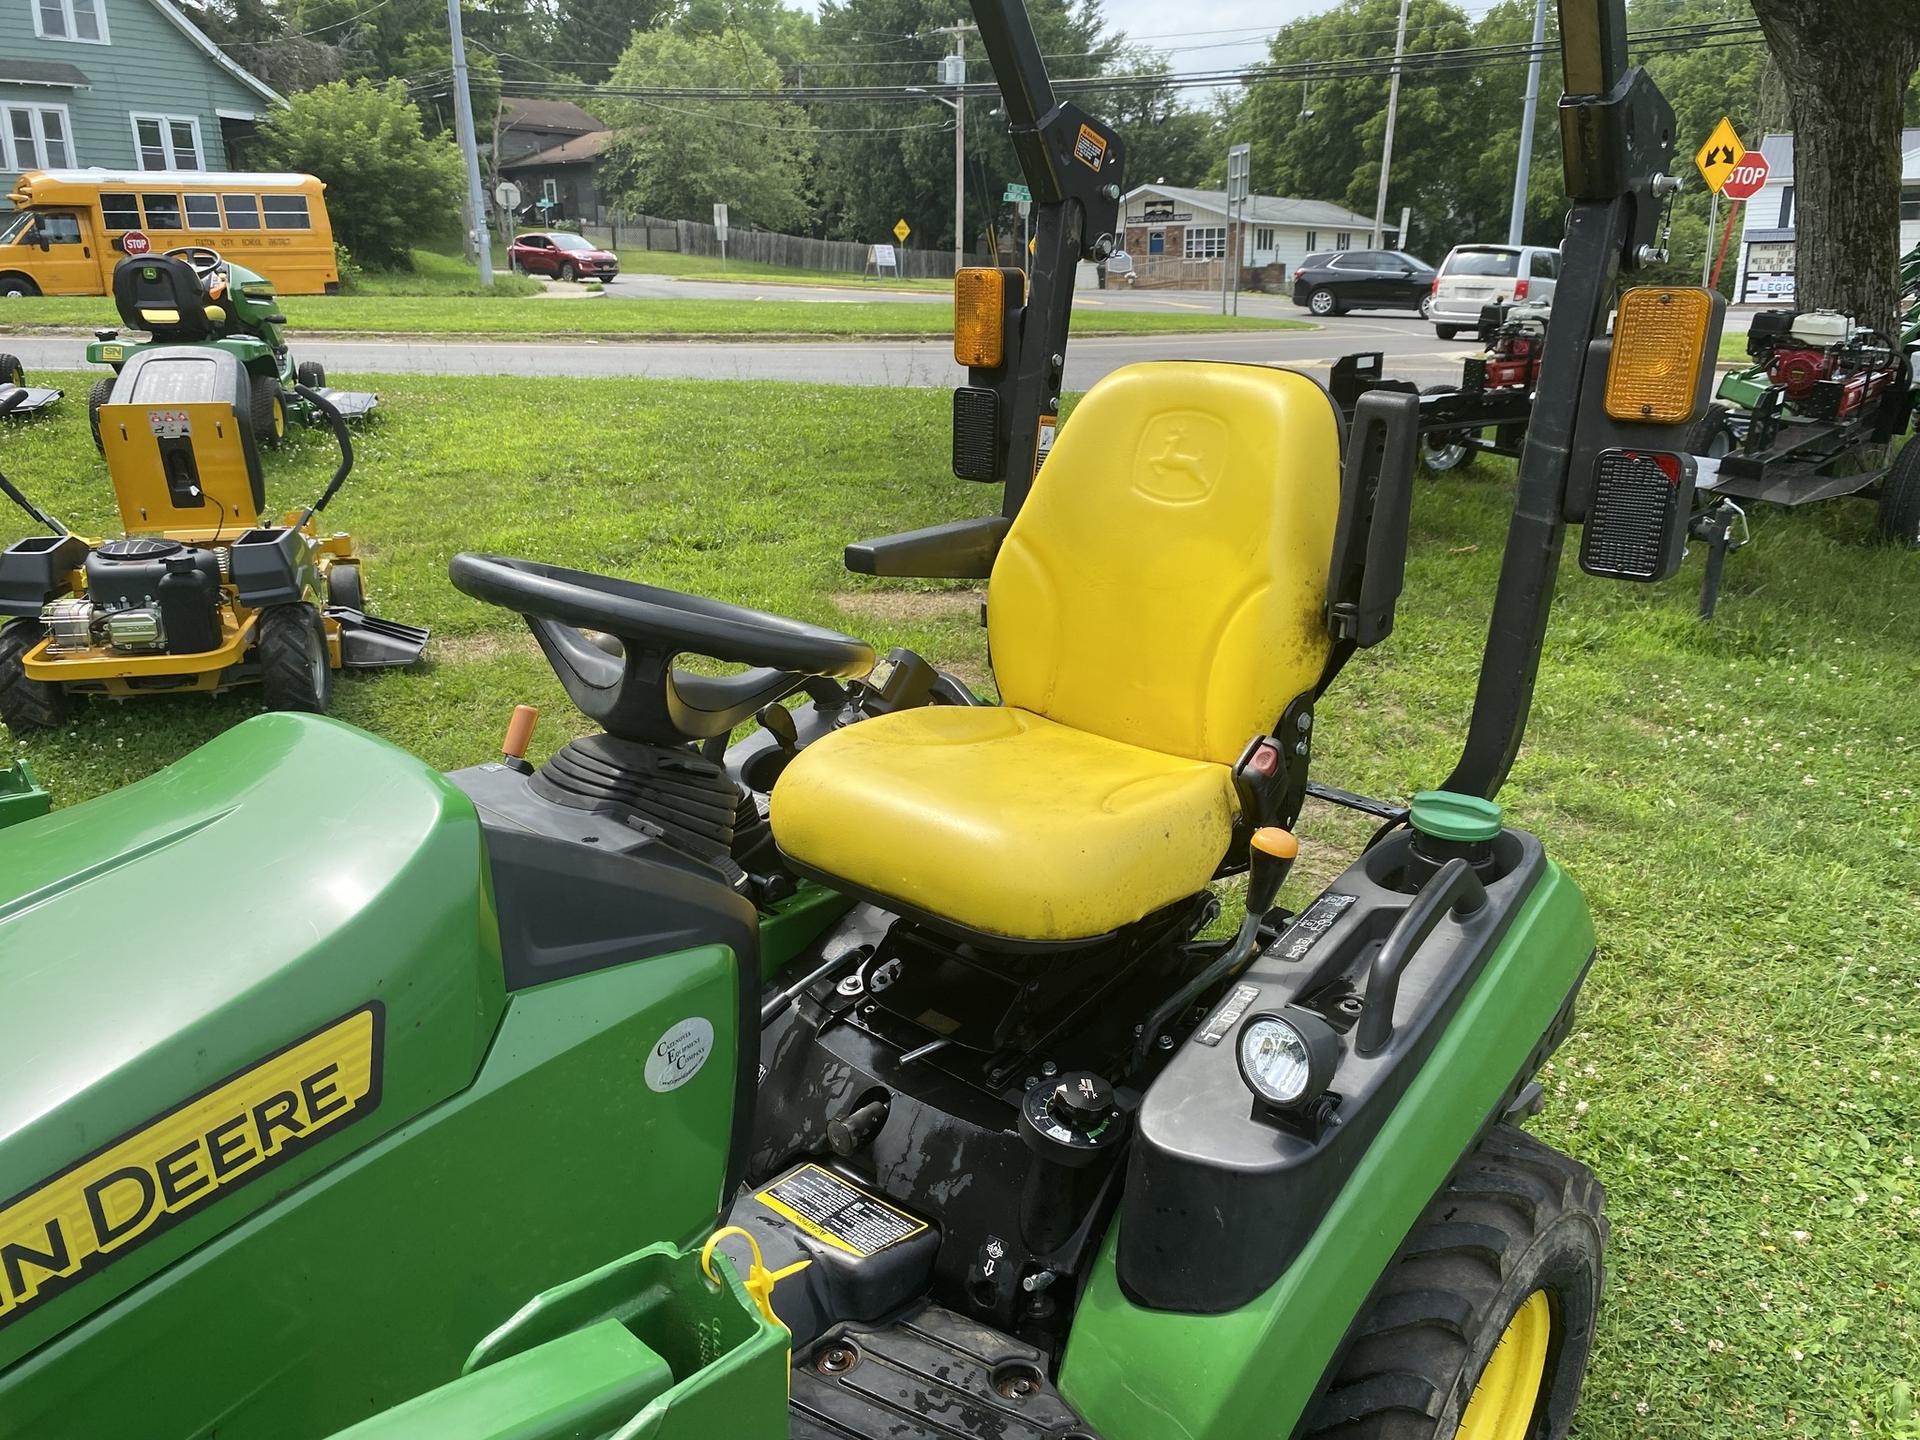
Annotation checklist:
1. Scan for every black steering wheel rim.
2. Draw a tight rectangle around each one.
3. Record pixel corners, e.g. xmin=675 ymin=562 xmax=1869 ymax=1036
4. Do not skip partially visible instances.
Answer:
xmin=163 ymin=245 xmax=226 ymax=277
xmin=449 ymin=552 xmax=874 ymax=745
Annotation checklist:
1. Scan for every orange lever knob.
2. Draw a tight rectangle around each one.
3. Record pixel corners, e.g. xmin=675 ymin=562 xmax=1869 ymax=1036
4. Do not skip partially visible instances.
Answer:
xmin=502 ymin=704 xmax=539 ymax=760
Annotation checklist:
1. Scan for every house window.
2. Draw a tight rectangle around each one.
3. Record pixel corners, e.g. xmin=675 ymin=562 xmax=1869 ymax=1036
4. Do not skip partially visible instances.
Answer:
xmin=223 ymin=194 xmax=261 ymax=229
xmin=541 ymin=178 xmax=559 ymax=205
xmin=100 ymin=192 xmax=140 ymax=229
xmin=263 ymin=194 xmax=312 ymax=230
xmin=1303 ymin=231 xmax=1317 ymax=251
xmin=141 ymin=193 xmax=183 ymax=230
xmin=184 ymin=193 xmax=223 ymax=230
xmin=131 ymin=115 xmax=204 ymax=171
xmin=1335 ymin=232 xmax=1353 ymax=249
xmin=32 ymin=0 xmax=107 ymax=42
xmin=2 ymin=104 xmax=76 ymax=170
xmin=1255 ymin=227 xmax=1275 ymax=251
xmin=1184 ymin=226 xmax=1227 ymax=260
xmin=1778 ymin=185 xmax=1793 ymax=229
xmin=1901 ymin=187 xmax=1920 ymax=222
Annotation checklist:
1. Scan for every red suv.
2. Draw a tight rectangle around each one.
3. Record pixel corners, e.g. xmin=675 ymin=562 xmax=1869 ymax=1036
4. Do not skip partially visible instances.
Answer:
xmin=507 ymin=231 xmax=620 ymax=282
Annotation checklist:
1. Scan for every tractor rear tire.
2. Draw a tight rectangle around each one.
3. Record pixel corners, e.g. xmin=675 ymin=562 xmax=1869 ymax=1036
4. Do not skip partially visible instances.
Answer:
xmin=1876 ymin=436 xmax=1920 ymax=547
xmin=296 ymin=360 xmax=327 ymax=390
xmin=88 ymin=376 xmax=115 ymax=452
xmin=1418 ymin=384 xmax=1476 ymax=474
xmin=1302 ymin=1124 xmax=1606 ymax=1440
xmin=0 ymin=353 xmax=23 ymax=387
xmin=258 ymin=605 xmax=333 ymax=715
xmin=0 ymin=622 xmax=67 ymax=733
xmin=252 ymin=375 xmax=288 ymax=448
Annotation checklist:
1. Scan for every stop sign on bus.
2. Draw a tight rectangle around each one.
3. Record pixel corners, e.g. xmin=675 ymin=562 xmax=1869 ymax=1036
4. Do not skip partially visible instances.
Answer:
xmin=1722 ymin=155 xmax=1770 ymax=202
xmin=120 ymin=230 xmax=152 ymax=257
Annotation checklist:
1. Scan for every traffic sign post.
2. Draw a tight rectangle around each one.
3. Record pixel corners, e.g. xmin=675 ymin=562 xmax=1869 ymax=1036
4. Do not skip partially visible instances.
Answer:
xmin=1711 ymin=153 xmax=1768 ymax=291
xmin=1224 ymin=142 xmax=1251 ymax=315
xmin=713 ymin=203 xmax=729 ymax=270
xmin=893 ymin=218 xmax=911 ymax=244
xmin=1694 ymin=117 xmax=1746 ymax=286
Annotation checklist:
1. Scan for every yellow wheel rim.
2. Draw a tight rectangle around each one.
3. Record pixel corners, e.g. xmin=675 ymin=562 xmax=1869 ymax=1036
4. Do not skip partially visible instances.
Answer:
xmin=272 ymin=396 xmax=286 ymax=439
xmin=1456 ymin=1290 xmax=1552 ymax=1440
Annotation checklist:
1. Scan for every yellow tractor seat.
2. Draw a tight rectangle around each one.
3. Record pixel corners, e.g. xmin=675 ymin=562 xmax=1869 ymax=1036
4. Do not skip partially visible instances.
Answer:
xmin=769 ymin=360 xmax=1343 ymax=944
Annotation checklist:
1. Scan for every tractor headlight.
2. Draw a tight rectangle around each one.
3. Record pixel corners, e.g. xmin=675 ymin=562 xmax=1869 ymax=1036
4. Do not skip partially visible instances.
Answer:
xmin=1238 ymin=1009 xmax=1340 ymax=1111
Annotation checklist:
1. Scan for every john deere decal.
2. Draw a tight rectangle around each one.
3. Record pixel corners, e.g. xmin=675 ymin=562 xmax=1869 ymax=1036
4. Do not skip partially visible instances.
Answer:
xmin=0 ymin=1004 xmax=383 ymax=1328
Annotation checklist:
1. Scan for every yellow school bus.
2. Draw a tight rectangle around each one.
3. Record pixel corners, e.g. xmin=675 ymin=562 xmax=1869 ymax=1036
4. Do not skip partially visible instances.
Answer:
xmin=0 ymin=171 xmax=339 ymax=297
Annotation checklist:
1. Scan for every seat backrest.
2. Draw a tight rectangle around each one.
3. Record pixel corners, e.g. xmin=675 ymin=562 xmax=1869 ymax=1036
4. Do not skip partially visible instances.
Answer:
xmin=113 ymin=255 xmax=218 ymax=340
xmin=987 ymin=362 xmax=1341 ymax=766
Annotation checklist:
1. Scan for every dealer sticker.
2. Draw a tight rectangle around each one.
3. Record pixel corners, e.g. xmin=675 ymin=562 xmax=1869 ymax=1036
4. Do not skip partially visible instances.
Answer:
xmin=755 ymin=1164 xmax=926 ymax=1257
xmin=645 ymin=1017 xmax=714 ymax=1093
xmin=0 ymin=1004 xmax=383 ymax=1329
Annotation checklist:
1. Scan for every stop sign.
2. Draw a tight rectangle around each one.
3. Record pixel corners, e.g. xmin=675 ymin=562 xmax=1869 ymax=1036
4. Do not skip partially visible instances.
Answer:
xmin=1722 ymin=155 xmax=1770 ymax=202
xmin=120 ymin=230 xmax=152 ymax=256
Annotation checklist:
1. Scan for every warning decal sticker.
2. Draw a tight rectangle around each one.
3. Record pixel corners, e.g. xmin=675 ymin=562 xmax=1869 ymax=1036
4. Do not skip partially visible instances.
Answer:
xmin=1034 ymin=413 xmax=1058 ymax=478
xmin=1275 ymin=893 xmax=1358 ymax=962
xmin=1073 ymin=124 xmax=1108 ymax=172
xmin=755 ymin=1164 xmax=927 ymax=1257
xmin=0 ymin=1004 xmax=383 ymax=1329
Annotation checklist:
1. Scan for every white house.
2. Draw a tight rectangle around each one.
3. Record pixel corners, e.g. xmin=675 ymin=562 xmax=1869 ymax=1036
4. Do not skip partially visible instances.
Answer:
xmin=1116 ymin=184 xmax=1395 ymax=289
xmin=1730 ymin=130 xmax=1920 ymax=305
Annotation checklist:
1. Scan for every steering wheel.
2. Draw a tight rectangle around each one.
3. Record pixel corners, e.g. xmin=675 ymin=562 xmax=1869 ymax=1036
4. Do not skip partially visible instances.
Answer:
xmin=449 ymin=553 xmax=875 ymax=745
xmin=164 ymin=246 xmax=228 ymax=295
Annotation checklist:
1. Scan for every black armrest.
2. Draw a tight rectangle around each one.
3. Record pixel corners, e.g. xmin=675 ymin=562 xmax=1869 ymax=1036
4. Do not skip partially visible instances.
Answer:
xmin=845 ymin=515 xmax=1011 ymax=579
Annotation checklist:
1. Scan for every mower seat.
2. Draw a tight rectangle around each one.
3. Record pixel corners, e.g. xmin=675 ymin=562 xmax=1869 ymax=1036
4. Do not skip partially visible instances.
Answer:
xmin=112 ymin=254 xmax=222 ymax=340
xmin=770 ymin=362 xmax=1342 ymax=943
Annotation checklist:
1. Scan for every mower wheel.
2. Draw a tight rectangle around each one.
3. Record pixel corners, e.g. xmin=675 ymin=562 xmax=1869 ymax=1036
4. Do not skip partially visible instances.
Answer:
xmin=0 ymin=622 xmax=67 ymax=733
xmin=297 ymin=360 xmax=328 ymax=390
xmin=258 ymin=605 xmax=333 ymax=715
xmin=1683 ymin=404 xmax=1736 ymax=460
xmin=88 ymin=377 xmax=115 ymax=452
xmin=1419 ymin=385 xmax=1476 ymax=473
xmin=1303 ymin=1125 xmax=1606 ymax=1440
xmin=252 ymin=376 xmax=288 ymax=448
xmin=1308 ymin=287 xmax=1342 ymax=317
xmin=0 ymin=353 xmax=22 ymax=387
xmin=326 ymin=561 xmax=366 ymax=612
xmin=1876 ymin=435 xmax=1920 ymax=547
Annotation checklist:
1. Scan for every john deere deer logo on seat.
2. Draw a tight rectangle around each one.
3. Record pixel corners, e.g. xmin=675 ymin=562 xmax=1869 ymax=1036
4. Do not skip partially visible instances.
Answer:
xmin=1135 ymin=411 xmax=1227 ymax=502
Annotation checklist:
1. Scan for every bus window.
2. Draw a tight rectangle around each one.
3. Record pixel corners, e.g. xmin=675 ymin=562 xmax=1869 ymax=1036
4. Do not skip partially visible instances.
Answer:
xmin=184 ymin=194 xmax=222 ymax=230
xmin=263 ymin=194 xmax=310 ymax=230
xmin=223 ymin=194 xmax=260 ymax=229
xmin=142 ymin=193 xmax=183 ymax=230
xmin=40 ymin=215 xmax=82 ymax=244
xmin=101 ymin=193 xmax=140 ymax=230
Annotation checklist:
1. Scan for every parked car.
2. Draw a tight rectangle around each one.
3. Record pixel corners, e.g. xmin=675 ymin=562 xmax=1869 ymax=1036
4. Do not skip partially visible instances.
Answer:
xmin=507 ymin=231 xmax=620 ymax=282
xmin=1291 ymin=250 xmax=1437 ymax=317
xmin=1429 ymin=244 xmax=1559 ymax=338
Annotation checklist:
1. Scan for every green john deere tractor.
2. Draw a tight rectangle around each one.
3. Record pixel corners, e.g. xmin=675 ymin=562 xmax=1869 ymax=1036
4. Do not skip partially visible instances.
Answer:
xmin=0 ymin=2 xmax=1725 ymax=1437
xmin=84 ymin=247 xmax=378 ymax=450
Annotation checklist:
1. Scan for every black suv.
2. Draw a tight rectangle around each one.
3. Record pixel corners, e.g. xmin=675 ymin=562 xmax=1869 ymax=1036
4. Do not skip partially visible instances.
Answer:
xmin=1291 ymin=250 xmax=1436 ymax=317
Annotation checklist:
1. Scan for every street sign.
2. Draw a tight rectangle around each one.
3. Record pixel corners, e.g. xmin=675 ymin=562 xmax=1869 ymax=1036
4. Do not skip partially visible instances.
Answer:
xmin=1721 ymin=153 xmax=1770 ymax=202
xmin=493 ymin=180 xmax=521 ymax=211
xmin=1226 ymin=142 xmax=1251 ymax=204
xmin=1694 ymin=117 xmax=1746 ymax=195
xmin=120 ymin=230 xmax=151 ymax=257
xmin=535 ymin=197 xmax=554 ymax=212
xmin=1003 ymin=183 xmax=1031 ymax=203
xmin=712 ymin=202 xmax=729 ymax=238
xmin=893 ymin=218 xmax=911 ymax=243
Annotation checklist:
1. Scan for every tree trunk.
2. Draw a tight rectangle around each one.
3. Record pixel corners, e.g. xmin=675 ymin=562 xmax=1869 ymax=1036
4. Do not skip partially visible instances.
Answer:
xmin=1749 ymin=0 xmax=1920 ymax=335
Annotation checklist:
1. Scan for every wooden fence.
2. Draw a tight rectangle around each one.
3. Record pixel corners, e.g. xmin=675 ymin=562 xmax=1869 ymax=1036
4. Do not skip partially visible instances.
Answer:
xmin=572 ymin=211 xmax=956 ymax=280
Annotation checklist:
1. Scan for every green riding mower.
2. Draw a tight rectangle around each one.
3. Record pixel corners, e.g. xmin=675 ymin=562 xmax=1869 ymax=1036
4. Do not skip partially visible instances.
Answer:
xmin=0 ymin=3 xmax=1723 ymax=1437
xmin=84 ymin=248 xmax=378 ymax=450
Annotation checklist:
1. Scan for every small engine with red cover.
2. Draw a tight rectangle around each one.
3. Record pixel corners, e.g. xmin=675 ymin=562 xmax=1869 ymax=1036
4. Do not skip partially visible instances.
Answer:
xmin=1745 ymin=309 xmax=1900 ymax=421
xmin=1462 ymin=302 xmax=1550 ymax=394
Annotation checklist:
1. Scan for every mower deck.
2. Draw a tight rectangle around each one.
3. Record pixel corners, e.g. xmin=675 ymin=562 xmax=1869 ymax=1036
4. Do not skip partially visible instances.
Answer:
xmin=0 ymin=385 xmax=62 ymax=418
xmin=310 ymin=387 xmax=380 ymax=423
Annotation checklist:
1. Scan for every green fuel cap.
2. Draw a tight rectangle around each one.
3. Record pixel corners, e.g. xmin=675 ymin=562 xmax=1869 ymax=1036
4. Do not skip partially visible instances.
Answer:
xmin=1409 ymin=790 xmax=1503 ymax=843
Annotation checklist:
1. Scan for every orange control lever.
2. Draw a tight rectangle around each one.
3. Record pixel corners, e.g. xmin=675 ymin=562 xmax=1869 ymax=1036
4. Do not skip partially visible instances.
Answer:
xmin=502 ymin=704 xmax=539 ymax=761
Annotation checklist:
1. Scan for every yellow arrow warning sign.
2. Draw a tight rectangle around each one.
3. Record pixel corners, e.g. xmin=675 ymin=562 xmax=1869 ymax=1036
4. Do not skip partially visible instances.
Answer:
xmin=1695 ymin=117 xmax=1746 ymax=195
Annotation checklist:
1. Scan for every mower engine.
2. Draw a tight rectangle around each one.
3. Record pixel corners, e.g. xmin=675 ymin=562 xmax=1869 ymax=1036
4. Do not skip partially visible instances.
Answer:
xmin=41 ymin=539 xmax=224 ymax=656
xmin=1746 ymin=309 xmax=1899 ymax=420
xmin=1463 ymin=301 xmax=1551 ymax=394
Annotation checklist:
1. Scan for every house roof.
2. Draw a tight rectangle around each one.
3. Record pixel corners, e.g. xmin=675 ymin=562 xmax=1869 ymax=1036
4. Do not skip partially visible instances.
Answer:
xmin=145 ymin=0 xmax=280 ymax=107
xmin=499 ymin=129 xmax=614 ymax=170
xmin=1125 ymin=184 xmax=1386 ymax=234
xmin=1754 ymin=129 xmax=1920 ymax=184
xmin=499 ymin=98 xmax=604 ymax=135
xmin=0 ymin=59 xmax=91 ymax=88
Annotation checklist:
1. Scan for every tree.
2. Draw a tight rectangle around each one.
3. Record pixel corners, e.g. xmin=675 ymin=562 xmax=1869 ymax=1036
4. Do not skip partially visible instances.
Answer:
xmin=255 ymin=79 xmax=466 ymax=268
xmin=1749 ymin=0 xmax=1920 ymax=333
xmin=1085 ymin=54 xmax=1220 ymax=190
xmin=598 ymin=28 xmax=815 ymax=231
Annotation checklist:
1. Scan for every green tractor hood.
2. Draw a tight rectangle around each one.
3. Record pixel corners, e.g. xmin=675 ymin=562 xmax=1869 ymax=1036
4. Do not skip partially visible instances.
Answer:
xmin=0 ymin=714 xmax=504 ymax=1365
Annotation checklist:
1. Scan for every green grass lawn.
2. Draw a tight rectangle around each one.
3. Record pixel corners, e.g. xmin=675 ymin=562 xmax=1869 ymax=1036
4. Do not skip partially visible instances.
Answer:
xmin=4 ymin=295 xmax=1299 ymax=340
xmin=4 ymin=373 xmax=1917 ymax=1438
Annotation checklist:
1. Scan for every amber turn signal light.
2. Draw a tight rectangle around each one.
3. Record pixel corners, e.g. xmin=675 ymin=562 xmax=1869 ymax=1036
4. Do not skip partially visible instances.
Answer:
xmin=953 ymin=267 xmax=1006 ymax=368
xmin=1605 ymin=286 xmax=1713 ymax=424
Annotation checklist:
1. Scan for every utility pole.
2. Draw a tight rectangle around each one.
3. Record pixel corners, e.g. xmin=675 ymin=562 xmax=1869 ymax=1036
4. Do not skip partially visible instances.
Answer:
xmin=931 ymin=23 xmax=975 ymax=274
xmin=1370 ymin=0 xmax=1411 ymax=250
xmin=446 ymin=0 xmax=492 ymax=286
xmin=1507 ymin=0 xmax=1548 ymax=245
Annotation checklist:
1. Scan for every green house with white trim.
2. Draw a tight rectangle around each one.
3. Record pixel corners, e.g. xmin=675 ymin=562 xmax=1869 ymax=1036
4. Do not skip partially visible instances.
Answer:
xmin=1 ymin=0 xmax=278 ymax=211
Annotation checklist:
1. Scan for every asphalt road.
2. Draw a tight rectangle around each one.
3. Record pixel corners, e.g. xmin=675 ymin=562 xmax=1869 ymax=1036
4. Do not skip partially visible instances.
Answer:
xmin=3 ymin=313 xmax=1471 ymax=392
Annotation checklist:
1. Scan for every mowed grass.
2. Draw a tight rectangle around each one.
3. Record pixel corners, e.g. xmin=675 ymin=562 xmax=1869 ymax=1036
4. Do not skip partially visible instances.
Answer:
xmin=4 ymin=372 xmax=1919 ymax=1438
xmin=2 ymin=294 xmax=1299 ymax=340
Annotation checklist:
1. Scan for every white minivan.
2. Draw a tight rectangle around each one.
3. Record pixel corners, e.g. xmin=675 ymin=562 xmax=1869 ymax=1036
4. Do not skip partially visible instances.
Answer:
xmin=1430 ymin=244 xmax=1560 ymax=338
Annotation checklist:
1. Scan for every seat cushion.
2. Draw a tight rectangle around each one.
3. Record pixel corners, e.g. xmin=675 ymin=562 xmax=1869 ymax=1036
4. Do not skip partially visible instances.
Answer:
xmin=769 ymin=705 xmax=1236 ymax=942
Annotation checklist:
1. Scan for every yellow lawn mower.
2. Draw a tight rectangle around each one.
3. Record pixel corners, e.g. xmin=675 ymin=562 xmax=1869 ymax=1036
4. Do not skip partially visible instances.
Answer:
xmin=0 ymin=347 xmax=426 ymax=731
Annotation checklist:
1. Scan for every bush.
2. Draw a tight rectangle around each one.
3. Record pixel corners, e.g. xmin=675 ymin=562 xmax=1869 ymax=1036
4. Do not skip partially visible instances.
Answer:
xmin=257 ymin=80 xmax=465 ymax=270
xmin=332 ymin=240 xmax=365 ymax=290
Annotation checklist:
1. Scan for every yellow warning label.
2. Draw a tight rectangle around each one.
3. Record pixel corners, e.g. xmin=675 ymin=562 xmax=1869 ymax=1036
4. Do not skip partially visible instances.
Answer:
xmin=0 ymin=1004 xmax=383 ymax=1328
xmin=1034 ymin=413 xmax=1058 ymax=478
xmin=1073 ymin=124 xmax=1108 ymax=172
xmin=755 ymin=1164 xmax=927 ymax=1257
